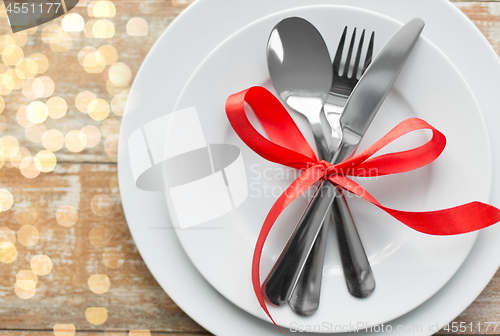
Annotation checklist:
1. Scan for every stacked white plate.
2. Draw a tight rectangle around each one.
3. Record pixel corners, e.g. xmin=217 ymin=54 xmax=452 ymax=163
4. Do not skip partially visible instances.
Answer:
xmin=118 ymin=1 xmax=500 ymax=335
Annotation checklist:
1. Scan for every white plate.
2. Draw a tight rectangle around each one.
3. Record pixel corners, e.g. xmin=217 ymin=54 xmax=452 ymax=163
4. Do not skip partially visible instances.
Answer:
xmin=118 ymin=0 xmax=500 ymax=335
xmin=167 ymin=5 xmax=490 ymax=330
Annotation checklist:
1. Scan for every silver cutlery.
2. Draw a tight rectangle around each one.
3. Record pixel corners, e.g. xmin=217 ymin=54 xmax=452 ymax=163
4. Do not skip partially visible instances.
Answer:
xmin=264 ymin=16 xmax=333 ymax=307
xmin=289 ymin=26 xmax=376 ymax=316
xmin=265 ymin=18 xmax=425 ymax=312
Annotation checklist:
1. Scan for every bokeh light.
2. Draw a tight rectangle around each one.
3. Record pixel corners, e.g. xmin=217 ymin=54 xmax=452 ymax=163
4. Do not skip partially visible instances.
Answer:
xmin=108 ymin=63 xmax=132 ymax=86
xmin=14 ymin=281 xmax=36 ymax=299
xmin=47 ymin=96 xmax=68 ymax=119
xmin=53 ymin=324 xmax=76 ymax=336
xmin=0 ymin=242 xmax=17 ymax=263
xmin=31 ymin=255 xmax=52 ymax=276
xmin=42 ymin=129 xmax=64 ymax=152
xmin=32 ymin=76 xmax=55 ymax=98
xmin=0 ymin=189 xmax=14 ymax=211
xmin=13 ymin=111 xmax=26 ymax=130
xmin=89 ymin=225 xmax=111 ymax=247
xmin=86 ymin=19 xmax=115 ymax=38
xmin=81 ymin=125 xmax=101 ymax=148
xmin=88 ymin=274 xmax=110 ymax=294
xmin=56 ymin=205 xmax=78 ymax=227
xmin=26 ymin=101 xmax=48 ymax=123
xmin=75 ymin=91 xmax=96 ymax=113
xmin=0 ymin=73 xmax=14 ymax=95
xmin=29 ymin=53 xmax=49 ymax=74
xmin=89 ymin=1 xmax=116 ymax=18
xmin=88 ymin=98 xmax=110 ymax=120
xmin=16 ymin=270 xmax=38 ymax=291
xmin=17 ymin=225 xmax=39 ymax=247
xmin=78 ymin=46 xmax=97 ymax=66
xmin=65 ymin=130 xmax=87 ymax=152
xmin=0 ymin=227 xmax=15 ymax=244
xmin=35 ymin=150 xmax=57 ymax=172
xmin=85 ymin=307 xmax=108 ymax=325
xmin=83 ymin=51 xmax=106 ymax=73
xmin=2 ymin=45 xmax=24 ymax=65
xmin=62 ymin=13 xmax=85 ymax=32
xmin=126 ymin=18 xmax=149 ymax=36
xmin=20 ymin=156 xmax=41 ymax=178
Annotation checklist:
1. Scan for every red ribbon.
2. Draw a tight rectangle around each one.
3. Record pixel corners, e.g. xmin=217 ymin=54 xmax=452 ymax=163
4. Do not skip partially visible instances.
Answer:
xmin=225 ymin=86 xmax=500 ymax=331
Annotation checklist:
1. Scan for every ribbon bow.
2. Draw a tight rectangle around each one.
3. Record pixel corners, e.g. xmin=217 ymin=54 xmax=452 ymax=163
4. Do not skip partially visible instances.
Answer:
xmin=225 ymin=86 xmax=500 ymax=330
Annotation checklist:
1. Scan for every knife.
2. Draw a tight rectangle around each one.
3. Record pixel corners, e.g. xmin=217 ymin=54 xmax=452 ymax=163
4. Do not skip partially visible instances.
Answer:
xmin=262 ymin=18 xmax=425 ymax=306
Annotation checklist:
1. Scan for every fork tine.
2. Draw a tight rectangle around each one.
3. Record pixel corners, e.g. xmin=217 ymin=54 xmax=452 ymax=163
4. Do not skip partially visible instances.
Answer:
xmin=362 ymin=31 xmax=375 ymax=74
xmin=333 ymin=26 xmax=347 ymax=75
xmin=352 ymin=29 xmax=365 ymax=79
xmin=343 ymin=27 xmax=356 ymax=77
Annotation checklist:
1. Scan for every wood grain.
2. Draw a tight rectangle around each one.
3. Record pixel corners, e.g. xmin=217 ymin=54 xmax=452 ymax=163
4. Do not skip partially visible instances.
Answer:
xmin=0 ymin=1 xmax=499 ymax=335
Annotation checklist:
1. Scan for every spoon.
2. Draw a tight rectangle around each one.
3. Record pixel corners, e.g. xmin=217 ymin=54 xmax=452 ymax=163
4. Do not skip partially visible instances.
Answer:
xmin=264 ymin=16 xmax=333 ymax=311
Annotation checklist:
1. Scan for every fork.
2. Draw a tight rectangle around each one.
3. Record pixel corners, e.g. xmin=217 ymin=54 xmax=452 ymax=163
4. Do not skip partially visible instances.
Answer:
xmin=289 ymin=27 xmax=375 ymax=315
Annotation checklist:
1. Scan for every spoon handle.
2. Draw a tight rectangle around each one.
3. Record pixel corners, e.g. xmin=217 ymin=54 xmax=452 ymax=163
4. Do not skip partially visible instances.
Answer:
xmin=289 ymin=211 xmax=329 ymax=316
xmin=288 ymin=188 xmax=375 ymax=316
xmin=262 ymin=181 xmax=335 ymax=306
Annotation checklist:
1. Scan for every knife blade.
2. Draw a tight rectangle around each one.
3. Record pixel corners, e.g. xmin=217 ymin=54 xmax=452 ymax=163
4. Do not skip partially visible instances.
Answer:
xmin=262 ymin=18 xmax=425 ymax=306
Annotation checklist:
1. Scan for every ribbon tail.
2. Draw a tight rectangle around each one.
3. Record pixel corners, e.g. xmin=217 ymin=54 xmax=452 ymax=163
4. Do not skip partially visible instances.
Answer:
xmin=252 ymin=167 xmax=325 ymax=332
xmin=330 ymin=176 xmax=500 ymax=235
xmin=378 ymin=202 xmax=500 ymax=235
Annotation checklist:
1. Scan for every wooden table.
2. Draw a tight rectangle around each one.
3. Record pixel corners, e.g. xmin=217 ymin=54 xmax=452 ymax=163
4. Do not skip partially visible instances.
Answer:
xmin=0 ymin=1 xmax=498 ymax=335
